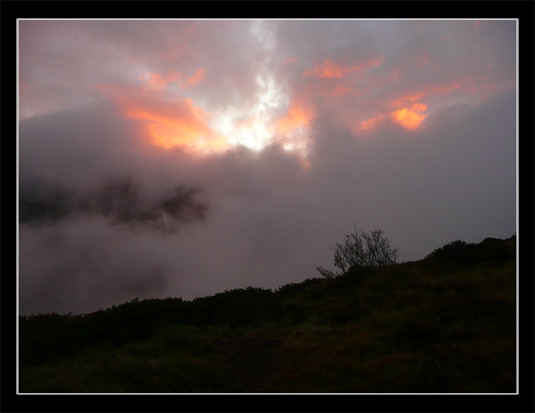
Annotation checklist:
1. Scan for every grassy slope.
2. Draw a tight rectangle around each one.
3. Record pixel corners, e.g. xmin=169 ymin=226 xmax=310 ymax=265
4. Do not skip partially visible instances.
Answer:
xmin=18 ymin=237 xmax=516 ymax=393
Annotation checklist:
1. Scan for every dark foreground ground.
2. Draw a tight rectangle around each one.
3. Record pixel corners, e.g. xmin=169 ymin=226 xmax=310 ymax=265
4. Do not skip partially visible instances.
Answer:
xmin=19 ymin=236 xmax=517 ymax=393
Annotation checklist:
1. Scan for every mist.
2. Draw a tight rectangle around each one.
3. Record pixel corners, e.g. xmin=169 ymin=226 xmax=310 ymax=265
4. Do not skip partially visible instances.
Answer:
xmin=18 ymin=19 xmax=516 ymax=315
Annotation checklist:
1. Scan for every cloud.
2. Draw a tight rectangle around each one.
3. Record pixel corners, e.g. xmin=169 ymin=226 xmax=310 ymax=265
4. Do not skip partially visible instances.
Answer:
xmin=18 ymin=20 xmax=516 ymax=315
xmin=391 ymin=103 xmax=428 ymax=130
xmin=303 ymin=58 xmax=384 ymax=79
xmin=119 ymin=97 xmax=226 ymax=152
xmin=138 ymin=68 xmax=206 ymax=91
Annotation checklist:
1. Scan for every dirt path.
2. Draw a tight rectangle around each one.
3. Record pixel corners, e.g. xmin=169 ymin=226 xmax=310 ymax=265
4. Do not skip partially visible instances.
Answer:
xmin=222 ymin=332 xmax=281 ymax=393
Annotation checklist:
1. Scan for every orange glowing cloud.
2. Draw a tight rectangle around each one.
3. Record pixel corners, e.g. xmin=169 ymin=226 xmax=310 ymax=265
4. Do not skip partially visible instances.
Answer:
xmin=275 ymin=103 xmax=314 ymax=134
xmin=392 ymin=103 xmax=428 ymax=130
xmin=120 ymin=97 xmax=227 ymax=152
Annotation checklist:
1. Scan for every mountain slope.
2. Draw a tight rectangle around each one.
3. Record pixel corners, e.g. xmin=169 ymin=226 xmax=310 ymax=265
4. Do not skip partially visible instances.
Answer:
xmin=18 ymin=235 xmax=516 ymax=393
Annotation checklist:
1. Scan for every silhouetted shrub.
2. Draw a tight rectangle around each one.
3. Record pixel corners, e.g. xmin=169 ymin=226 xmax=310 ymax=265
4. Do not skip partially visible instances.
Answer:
xmin=317 ymin=227 xmax=399 ymax=278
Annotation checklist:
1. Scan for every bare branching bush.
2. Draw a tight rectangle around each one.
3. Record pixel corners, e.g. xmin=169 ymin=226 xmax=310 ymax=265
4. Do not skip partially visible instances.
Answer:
xmin=316 ymin=227 xmax=399 ymax=278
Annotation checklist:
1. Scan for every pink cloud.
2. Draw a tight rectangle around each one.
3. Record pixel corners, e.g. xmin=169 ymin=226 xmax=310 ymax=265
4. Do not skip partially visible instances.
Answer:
xmin=303 ymin=57 xmax=384 ymax=79
xmin=359 ymin=115 xmax=385 ymax=132
xmin=139 ymin=68 xmax=206 ymax=91
xmin=282 ymin=56 xmax=297 ymax=65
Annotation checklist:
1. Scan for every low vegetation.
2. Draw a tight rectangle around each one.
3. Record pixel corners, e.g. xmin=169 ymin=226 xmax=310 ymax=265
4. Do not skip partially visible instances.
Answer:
xmin=316 ymin=227 xmax=399 ymax=278
xmin=19 ymin=235 xmax=516 ymax=393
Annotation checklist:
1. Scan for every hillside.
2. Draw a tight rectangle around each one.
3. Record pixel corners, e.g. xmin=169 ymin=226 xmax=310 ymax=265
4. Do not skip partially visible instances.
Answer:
xmin=18 ymin=236 xmax=516 ymax=393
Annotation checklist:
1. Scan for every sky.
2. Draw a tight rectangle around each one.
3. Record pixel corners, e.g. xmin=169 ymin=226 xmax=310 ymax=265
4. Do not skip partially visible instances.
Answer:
xmin=17 ymin=19 xmax=517 ymax=315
